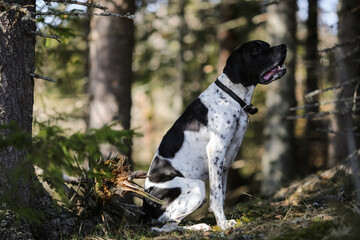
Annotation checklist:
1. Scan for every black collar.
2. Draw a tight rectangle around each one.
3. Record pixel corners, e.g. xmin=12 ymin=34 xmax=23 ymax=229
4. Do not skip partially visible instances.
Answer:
xmin=215 ymin=79 xmax=258 ymax=115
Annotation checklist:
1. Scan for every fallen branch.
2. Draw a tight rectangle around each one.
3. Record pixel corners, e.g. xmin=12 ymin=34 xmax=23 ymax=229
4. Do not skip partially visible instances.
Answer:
xmin=94 ymin=154 xmax=166 ymax=206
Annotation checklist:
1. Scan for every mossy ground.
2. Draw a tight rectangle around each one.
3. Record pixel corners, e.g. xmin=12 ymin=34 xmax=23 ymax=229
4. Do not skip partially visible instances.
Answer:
xmin=70 ymin=165 xmax=360 ymax=239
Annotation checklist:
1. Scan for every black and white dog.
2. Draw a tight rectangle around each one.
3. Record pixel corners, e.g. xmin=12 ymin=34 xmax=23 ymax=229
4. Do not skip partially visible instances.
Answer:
xmin=143 ymin=40 xmax=287 ymax=232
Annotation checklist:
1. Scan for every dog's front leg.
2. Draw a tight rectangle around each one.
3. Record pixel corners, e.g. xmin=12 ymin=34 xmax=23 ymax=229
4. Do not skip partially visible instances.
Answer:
xmin=206 ymin=136 xmax=237 ymax=231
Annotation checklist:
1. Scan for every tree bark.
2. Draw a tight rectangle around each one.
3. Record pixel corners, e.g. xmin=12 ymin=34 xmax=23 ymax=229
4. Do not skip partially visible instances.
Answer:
xmin=0 ymin=1 xmax=78 ymax=239
xmin=87 ymin=0 xmax=135 ymax=158
xmin=261 ymin=0 xmax=297 ymax=196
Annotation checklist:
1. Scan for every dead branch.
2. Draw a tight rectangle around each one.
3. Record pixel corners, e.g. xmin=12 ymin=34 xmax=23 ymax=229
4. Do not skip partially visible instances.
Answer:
xmin=316 ymin=128 xmax=360 ymax=137
xmin=328 ymin=4 xmax=360 ymax=31
xmin=30 ymin=73 xmax=56 ymax=82
xmin=287 ymin=107 xmax=360 ymax=120
xmin=286 ymin=112 xmax=330 ymax=120
xmin=319 ymin=36 xmax=360 ymax=53
xmin=35 ymin=166 xmax=82 ymax=184
xmin=290 ymin=96 xmax=360 ymax=111
xmin=44 ymin=0 xmax=108 ymax=11
xmin=304 ymin=76 xmax=360 ymax=100
xmin=36 ymin=10 xmax=135 ymax=20
xmin=30 ymin=31 xmax=62 ymax=44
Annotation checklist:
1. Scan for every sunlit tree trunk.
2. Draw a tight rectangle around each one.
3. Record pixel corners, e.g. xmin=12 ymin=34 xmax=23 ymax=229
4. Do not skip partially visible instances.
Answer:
xmin=261 ymin=0 xmax=297 ymax=196
xmin=0 ymin=0 xmax=77 ymax=238
xmin=87 ymin=0 xmax=135 ymax=159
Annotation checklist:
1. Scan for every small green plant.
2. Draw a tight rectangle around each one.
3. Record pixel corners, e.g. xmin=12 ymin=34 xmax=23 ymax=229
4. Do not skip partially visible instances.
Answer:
xmin=0 ymin=120 xmax=133 ymax=211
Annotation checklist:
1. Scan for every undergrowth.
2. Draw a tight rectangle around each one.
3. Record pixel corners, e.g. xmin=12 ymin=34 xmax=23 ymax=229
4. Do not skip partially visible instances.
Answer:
xmin=72 ymin=165 xmax=360 ymax=240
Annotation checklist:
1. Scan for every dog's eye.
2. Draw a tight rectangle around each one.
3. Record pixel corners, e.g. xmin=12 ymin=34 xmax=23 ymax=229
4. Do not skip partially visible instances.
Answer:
xmin=252 ymin=47 xmax=260 ymax=55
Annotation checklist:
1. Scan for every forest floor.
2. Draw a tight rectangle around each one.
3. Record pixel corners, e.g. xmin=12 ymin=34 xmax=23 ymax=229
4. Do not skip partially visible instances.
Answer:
xmin=77 ymin=163 xmax=360 ymax=240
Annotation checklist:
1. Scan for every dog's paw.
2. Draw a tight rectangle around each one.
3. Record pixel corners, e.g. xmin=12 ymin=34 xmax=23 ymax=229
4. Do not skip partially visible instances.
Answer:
xmin=151 ymin=222 xmax=181 ymax=232
xmin=219 ymin=219 xmax=238 ymax=231
xmin=183 ymin=223 xmax=211 ymax=231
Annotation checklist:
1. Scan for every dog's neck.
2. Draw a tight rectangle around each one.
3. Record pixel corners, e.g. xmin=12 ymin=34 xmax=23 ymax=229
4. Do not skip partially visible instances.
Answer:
xmin=217 ymin=73 xmax=255 ymax=105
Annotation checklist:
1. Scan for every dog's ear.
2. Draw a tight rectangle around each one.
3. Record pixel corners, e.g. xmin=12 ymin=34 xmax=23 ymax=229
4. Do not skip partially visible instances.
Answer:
xmin=223 ymin=46 xmax=251 ymax=85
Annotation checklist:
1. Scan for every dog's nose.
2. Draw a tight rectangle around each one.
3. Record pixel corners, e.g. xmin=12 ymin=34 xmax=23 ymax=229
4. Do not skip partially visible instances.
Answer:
xmin=278 ymin=44 xmax=287 ymax=51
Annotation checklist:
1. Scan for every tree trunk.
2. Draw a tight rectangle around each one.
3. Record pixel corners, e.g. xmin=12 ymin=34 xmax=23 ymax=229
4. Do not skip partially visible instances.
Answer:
xmin=328 ymin=0 xmax=360 ymax=166
xmin=217 ymin=0 xmax=237 ymax=74
xmin=303 ymin=0 xmax=326 ymax=170
xmin=261 ymin=0 xmax=297 ymax=196
xmin=327 ymin=0 xmax=360 ymax=201
xmin=87 ymin=0 xmax=135 ymax=159
xmin=0 ymin=1 xmax=77 ymax=239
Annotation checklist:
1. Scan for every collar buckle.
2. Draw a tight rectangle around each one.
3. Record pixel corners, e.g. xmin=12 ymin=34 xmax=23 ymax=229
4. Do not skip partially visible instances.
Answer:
xmin=215 ymin=78 xmax=258 ymax=115
xmin=243 ymin=104 xmax=258 ymax=115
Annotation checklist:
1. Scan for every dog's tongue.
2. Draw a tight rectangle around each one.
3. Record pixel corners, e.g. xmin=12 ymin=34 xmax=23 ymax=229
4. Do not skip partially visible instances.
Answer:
xmin=263 ymin=66 xmax=281 ymax=81
xmin=264 ymin=66 xmax=280 ymax=81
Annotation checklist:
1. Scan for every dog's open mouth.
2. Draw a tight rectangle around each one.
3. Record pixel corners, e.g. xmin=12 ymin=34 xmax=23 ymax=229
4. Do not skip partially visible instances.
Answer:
xmin=260 ymin=57 xmax=287 ymax=84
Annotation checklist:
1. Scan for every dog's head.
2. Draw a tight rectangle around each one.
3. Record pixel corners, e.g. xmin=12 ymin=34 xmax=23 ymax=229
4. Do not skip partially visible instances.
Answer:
xmin=223 ymin=40 xmax=287 ymax=86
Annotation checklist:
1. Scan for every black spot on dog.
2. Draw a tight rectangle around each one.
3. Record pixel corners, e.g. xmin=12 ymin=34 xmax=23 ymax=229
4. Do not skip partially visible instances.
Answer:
xmin=214 ymin=157 xmax=220 ymax=165
xmin=158 ymin=98 xmax=208 ymax=158
xmin=148 ymin=157 xmax=184 ymax=183
xmin=143 ymin=187 xmax=182 ymax=221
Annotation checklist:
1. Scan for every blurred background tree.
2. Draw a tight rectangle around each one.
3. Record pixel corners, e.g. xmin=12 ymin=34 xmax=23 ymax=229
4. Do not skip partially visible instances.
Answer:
xmin=261 ymin=0 xmax=297 ymax=196
xmin=328 ymin=0 xmax=360 ymax=167
xmin=87 ymin=0 xmax=135 ymax=161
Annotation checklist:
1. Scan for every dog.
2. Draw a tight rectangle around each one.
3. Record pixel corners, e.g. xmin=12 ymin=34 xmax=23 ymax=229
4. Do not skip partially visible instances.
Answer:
xmin=143 ymin=40 xmax=287 ymax=232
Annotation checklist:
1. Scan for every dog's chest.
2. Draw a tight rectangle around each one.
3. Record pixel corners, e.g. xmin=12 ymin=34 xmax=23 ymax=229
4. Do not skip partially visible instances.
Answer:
xmin=169 ymin=84 xmax=250 ymax=177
